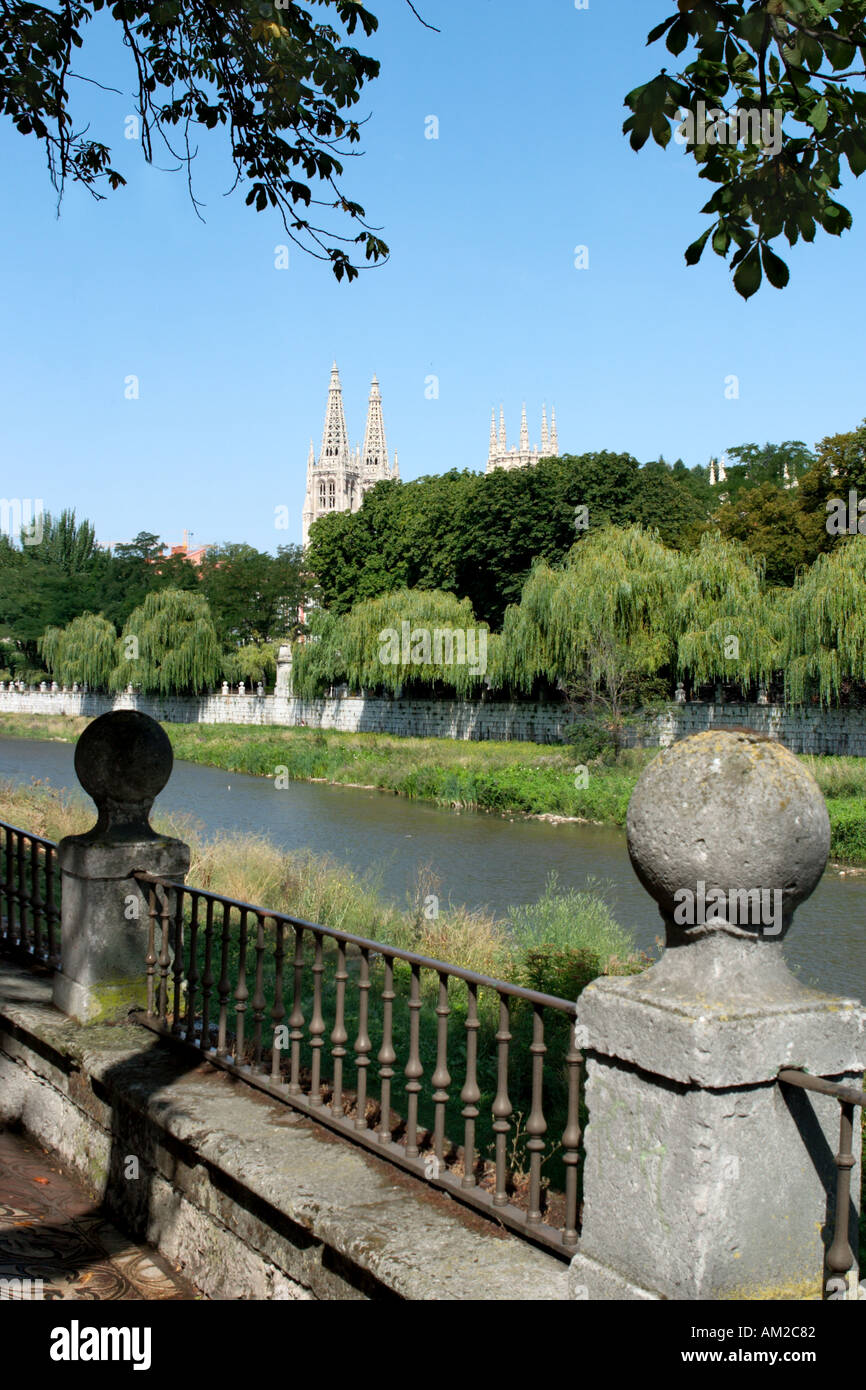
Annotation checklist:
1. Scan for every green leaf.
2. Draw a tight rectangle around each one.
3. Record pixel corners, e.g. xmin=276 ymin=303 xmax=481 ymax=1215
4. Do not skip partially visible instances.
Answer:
xmin=760 ymin=244 xmax=790 ymax=289
xmin=646 ymin=16 xmax=677 ymax=45
xmin=712 ymin=225 xmax=730 ymax=256
xmin=733 ymin=247 xmax=762 ymax=299
xmin=684 ymin=227 xmax=711 ymax=266
xmin=667 ymin=18 xmax=690 ymax=57
xmin=808 ymin=98 xmax=829 ymax=133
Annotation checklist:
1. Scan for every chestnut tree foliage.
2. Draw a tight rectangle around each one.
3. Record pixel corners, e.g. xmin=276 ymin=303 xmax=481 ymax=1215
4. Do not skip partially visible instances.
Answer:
xmin=0 ymin=0 xmax=435 ymax=280
xmin=625 ymin=1 xmax=866 ymax=296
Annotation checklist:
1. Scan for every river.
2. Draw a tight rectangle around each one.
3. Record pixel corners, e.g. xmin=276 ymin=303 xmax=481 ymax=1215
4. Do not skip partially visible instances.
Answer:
xmin=1 ymin=735 xmax=863 ymax=1000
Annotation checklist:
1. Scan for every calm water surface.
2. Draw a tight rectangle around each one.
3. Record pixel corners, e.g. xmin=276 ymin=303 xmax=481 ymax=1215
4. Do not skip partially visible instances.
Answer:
xmin=2 ymin=735 xmax=863 ymax=1000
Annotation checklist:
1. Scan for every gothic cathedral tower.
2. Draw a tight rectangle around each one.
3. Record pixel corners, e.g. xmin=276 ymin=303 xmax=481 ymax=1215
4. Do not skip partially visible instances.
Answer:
xmin=302 ymin=364 xmax=399 ymax=547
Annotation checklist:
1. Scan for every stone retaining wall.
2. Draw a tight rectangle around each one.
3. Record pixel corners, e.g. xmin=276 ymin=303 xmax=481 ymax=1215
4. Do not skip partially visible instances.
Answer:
xmin=2 ymin=688 xmax=866 ymax=754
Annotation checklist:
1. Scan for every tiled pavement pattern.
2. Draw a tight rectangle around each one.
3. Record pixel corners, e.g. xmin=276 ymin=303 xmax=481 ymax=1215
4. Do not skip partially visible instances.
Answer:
xmin=0 ymin=1127 xmax=200 ymax=1300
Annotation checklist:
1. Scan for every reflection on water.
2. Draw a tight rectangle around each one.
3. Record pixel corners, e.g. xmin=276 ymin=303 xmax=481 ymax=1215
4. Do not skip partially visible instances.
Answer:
xmin=0 ymin=735 xmax=863 ymax=1001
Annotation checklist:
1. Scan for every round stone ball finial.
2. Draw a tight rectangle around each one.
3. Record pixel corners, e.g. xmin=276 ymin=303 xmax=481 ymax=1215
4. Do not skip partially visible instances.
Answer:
xmin=74 ymin=711 xmax=173 ymax=841
xmin=626 ymin=730 xmax=830 ymax=943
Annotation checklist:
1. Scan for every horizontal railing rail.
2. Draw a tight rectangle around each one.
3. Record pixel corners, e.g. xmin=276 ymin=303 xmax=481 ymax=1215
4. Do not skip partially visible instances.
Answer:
xmin=0 ymin=820 xmax=60 ymax=969
xmin=778 ymin=1068 xmax=866 ymax=1301
xmin=133 ymin=870 xmax=583 ymax=1258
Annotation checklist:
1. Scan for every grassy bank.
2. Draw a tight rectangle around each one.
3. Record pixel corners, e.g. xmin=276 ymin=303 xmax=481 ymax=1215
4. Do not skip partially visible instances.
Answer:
xmin=2 ymin=712 xmax=866 ymax=865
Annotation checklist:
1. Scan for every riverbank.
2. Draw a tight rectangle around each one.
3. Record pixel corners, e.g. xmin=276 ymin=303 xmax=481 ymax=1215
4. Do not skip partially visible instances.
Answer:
xmin=2 ymin=712 xmax=866 ymax=864
xmin=0 ymin=777 xmax=648 ymax=988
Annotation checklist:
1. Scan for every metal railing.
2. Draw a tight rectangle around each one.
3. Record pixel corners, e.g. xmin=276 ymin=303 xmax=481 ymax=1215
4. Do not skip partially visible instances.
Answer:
xmin=778 ymin=1068 xmax=866 ymax=1300
xmin=133 ymin=871 xmax=583 ymax=1258
xmin=0 ymin=822 xmax=60 ymax=968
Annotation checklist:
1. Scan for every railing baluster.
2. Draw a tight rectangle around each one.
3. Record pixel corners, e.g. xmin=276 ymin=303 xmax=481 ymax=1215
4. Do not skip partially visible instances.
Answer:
xmin=288 ymin=926 xmax=305 ymax=1095
xmin=461 ymin=981 xmax=480 ymax=1188
xmin=330 ymin=942 xmax=348 ymax=1116
xmin=2 ymin=825 xmax=11 ymax=944
xmin=309 ymin=934 xmax=325 ymax=1105
xmin=492 ymin=994 xmax=512 ymax=1207
xmin=404 ymin=962 xmax=423 ymax=1156
xmin=145 ymin=885 xmax=158 ymax=1017
xmin=353 ymin=947 xmax=371 ymax=1129
xmin=432 ymin=972 xmax=451 ymax=1164
xmin=526 ymin=1004 xmax=548 ymax=1224
xmin=157 ymin=886 xmax=172 ymax=1023
xmin=30 ymin=837 xmax=43 ymax=961
xmin=270 ymin=917 xmax=286 ymax=1085
xmin=251 ymin=913 xmax=267 ymax=1072
xmin=234 ymin=908 xmax=250 ymax=1065
xmin=185 ymin=892 xmax=200 ymax=1043
xmin=171 ymin=887 xmax=185 ymax=1035
xmin=200 ymin=898 xmax=215 ymax=1051
xmin=562 ymin=1020 xmax=582 ymax=1245
xmin=378 ymin=954 xmax=396 ymax=1142
xmin=45 ymin=843 xmax=59 ymax=969
xmin=15 ymin=832 xmax=27 ymax=949
xmin=825 ymin=1101 xmax=856 ymax=1299
xmin=216 ymin=901 xmax=232 ymax=1060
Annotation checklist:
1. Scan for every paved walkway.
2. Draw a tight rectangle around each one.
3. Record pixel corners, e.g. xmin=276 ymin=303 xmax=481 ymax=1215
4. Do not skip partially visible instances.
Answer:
xmin=0 ymin=1127 xmax=200 ymax=1300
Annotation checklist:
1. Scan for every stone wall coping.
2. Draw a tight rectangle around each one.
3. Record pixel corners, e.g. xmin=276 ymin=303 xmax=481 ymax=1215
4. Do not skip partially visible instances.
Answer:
xmin=578 ymin=977 xmax=865 ymax=1088
xmin=0 ymin=960 xmax=569 ymax=1301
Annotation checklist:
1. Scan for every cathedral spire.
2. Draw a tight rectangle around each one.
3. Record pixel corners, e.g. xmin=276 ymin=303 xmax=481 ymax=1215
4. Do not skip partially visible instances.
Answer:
xmin=320 ymin=362 xmax=350 ymax=466
xmin=549 ymin=407 xmax=559 ymax=456
xmin=520 ymin=403 xmax=529 ymax=453
xmin=489 ymin=409 xmax=497 ymax=461
xmin=499 ymin=406 xmax=507 ymax=452
xmin=362 ymin=373 xmax=389 ymax=476
xmin=541 ymin=405 xmax=549 ymax=456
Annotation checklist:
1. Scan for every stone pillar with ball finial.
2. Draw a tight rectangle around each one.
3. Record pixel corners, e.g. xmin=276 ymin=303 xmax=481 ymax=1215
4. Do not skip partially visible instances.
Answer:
xmin=53 ymin=710 xmax=190 ymax=1025
xmin=570 ymin=729 xmax=864 ymax=1300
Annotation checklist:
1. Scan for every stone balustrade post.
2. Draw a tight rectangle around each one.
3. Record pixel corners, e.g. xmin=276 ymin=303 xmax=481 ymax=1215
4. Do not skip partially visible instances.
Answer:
xmin=571 ymin=730 xmax=864 ymax=1300
xmin=275 ymin=644 xmax=293 ymax=699
xmin=53 ymin=711 xmax=190 ymax=1025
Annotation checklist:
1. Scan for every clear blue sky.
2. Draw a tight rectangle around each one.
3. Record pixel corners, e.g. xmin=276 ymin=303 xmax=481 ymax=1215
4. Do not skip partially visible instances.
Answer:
xmin=2 ymin=0 xmax=865 ymax=552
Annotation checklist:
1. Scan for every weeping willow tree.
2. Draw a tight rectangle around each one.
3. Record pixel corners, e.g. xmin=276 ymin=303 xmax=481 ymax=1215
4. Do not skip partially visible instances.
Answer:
xmin=292 ymin=610 xmax=347 ymax=697
xmin=783 ymin=537 xmax=866 ymax=705
xmin=293 ymin=590 xmax=490 ymax=698
xmin=222 ymin=641 xmax=279 ymax=686
xmin=496 ymin=526 xmax=679 ymax=695
xmin=39 ymin=613 xmax=117 ymax=689
xmin=674 ymin=533 xmax=781 ymax=689
xmin=112 ymin=589 xmax=222 ymax=695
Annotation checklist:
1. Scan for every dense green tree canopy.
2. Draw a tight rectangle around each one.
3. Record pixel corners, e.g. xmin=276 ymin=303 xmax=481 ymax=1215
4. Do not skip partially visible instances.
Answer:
xmin=199 ymin=543 xmax=307 ymax=645
xmin=306 ymin=453 xmax=711 ymax=627
xmin=293 ymin=588 xmax=490 ymax=698
xmin=39 ymin=612 xmax=117 ymax=689
xmin=115 ymin=588 xmax=222 ymax=695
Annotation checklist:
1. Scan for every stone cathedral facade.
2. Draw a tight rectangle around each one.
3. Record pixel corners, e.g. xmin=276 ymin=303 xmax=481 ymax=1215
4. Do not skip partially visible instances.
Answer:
xmin=302 ymin=363 xmax=399 ymax=547
xmin=486 ymin=403 xmax=559 ymax=474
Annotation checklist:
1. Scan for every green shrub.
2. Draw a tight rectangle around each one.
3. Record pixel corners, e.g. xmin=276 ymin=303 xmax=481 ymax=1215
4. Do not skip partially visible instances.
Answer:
xmin=519 ymin=944 xmax=603 ymax=1000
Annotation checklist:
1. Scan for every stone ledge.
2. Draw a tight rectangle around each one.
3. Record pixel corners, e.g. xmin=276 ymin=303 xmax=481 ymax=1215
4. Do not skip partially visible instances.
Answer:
xmin=0 ymin=959 xmax=569 ymax=1301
